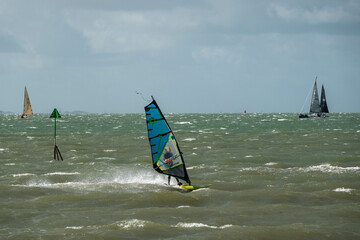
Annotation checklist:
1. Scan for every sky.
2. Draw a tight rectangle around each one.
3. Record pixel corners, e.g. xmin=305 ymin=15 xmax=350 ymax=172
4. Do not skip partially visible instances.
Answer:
xmin=0 ymin=0 xmax=359 ymax=114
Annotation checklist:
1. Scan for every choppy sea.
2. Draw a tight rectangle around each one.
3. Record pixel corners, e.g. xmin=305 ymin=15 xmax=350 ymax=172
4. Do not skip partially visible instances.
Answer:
xmin=0 ymin=113 xmax=359 ymax=239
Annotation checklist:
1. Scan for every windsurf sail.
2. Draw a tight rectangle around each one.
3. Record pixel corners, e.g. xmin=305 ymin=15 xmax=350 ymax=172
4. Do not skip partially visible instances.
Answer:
xmin=23 ymin=86 xmax=33 ymax=116
xmin=309 ymin=78 xmax=321 ymax=114
xmin=320 ymin=84 xmax=329 ymax=113
xmin=144 ymin=96 xmax=191 ymax=185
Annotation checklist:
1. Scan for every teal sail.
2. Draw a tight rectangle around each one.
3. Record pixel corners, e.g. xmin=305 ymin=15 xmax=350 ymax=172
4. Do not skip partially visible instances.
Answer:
xmin=144 ymin=97 xmax=191 ymax=184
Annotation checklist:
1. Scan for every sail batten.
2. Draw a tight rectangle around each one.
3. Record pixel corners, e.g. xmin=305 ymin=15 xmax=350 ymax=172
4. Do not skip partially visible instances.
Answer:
xmin=144 ymin=98 xmax=191 ymax=184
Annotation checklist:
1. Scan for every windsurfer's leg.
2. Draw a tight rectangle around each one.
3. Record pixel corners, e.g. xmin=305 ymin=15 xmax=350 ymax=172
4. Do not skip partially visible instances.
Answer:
xmin=168 ymin=175 xmax=171 ymax=185
xmin=176 ymin=178 xmax=182 ymax=186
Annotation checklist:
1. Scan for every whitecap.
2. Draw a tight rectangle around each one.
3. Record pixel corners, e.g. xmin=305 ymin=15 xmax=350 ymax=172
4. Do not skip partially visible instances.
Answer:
xmin=176 ymin=205 xmax=191 ymax=208
xmin=27 ymin=136 xmax=34 ymax=140
xmin=244 ymin=155 xmax=253 ymax=158
xmin=174 ymin=121 xmax=192 ymax=125
xmin=116 ymin=219 xmax=147 ymax=229
xmin=183 ymin=138 xmax=196 ymax=141
xmin=174 ymin=222 xmax=232 ymax=229
xmin=104 ymin=150 xmax=116 ymax=152
xmin=0 ymin=148 xmax=8 ymax=152
xmin=333 ymin=187 xmax=353 ymax=193
xmin=96 ymin=157 xmax=116 ymax=160
xmin=44 ymin=172 xmax=80 ymax=176
xmin=13 ymin=173 xmax=36 ymax=177
xmin=265 ymin=162 xmax=278 ymax=166
xmin=277 ymin=119 xmax=287 ymax=121
xmin=5 ymin=163 xmax=16 ymax=166
xmin=65 ymin=226 xmax=84 ymax=230
xmin=297 ymin=164 xmax=359 ymax=174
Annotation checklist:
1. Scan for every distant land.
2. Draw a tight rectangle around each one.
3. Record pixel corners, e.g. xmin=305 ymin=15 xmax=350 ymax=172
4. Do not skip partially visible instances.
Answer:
xmin=0 ymin=110 xmax=13 ymax=114
xmin=0 ymin=110 xmax=90 ymax=114
xmin=63 ymin=110 xmax=89 ymax=114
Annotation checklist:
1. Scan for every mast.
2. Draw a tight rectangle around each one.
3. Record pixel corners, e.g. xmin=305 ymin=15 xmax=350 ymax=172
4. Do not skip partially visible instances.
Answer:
xmin=23 ymin=86 xmax=33 ymax=115
xmin=320 ymin=84 xmax=329 ymax=113
xmin=309 ymin=77 xmax=321 ymax=113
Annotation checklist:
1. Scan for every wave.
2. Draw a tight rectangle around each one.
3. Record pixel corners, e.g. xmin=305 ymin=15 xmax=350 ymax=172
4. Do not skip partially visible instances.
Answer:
xmin=174 ymin=222 xmax=232 ymax=229
xmin=43 ymin=172 xmax=80 ymax=176
xmin=12 ymin=173 xmax=36 ymax=177
xmin=333 ymin=187 xmax=354 ymax=193
xmin=240 ymin=164 xmax=359 ymax=174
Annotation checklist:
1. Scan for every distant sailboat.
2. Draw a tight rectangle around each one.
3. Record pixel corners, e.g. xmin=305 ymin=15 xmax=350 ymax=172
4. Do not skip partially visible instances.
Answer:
xmin=21 ymin=86 xmax=33 ymax=118
xmin=299 ymin=77 xmax=329 ymax=118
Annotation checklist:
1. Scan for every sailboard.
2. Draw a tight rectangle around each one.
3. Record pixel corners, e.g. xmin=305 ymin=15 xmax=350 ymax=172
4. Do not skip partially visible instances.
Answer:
xmin=144 ymin=96 xmax=209 ymax=191
xmin=21 ymin=86 xmax=33 ymax=118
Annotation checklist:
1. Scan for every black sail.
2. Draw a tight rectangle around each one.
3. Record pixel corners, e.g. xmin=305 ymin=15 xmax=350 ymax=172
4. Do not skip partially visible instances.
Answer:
xmin=320 ymin=84 xmax=329 ymax=113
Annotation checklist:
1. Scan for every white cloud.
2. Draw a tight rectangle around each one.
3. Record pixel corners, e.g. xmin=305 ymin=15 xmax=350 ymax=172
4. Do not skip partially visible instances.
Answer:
xmin=268 ymin=3 xmax=360 ymax=24
xmin=192 ymin=47 xmax=231 ymax=61
xmin=64 ymin=8 xmax=204 ymax=53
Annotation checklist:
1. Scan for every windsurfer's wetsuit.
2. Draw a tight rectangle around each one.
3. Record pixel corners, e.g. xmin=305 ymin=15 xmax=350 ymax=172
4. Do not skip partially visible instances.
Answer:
xmin=164 ymin=152 xmax=182 ymax=186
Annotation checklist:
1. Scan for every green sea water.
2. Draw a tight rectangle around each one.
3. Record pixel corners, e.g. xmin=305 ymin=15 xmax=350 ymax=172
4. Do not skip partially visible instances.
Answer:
xmin=0 ymin=113 xmax=359 ymax=239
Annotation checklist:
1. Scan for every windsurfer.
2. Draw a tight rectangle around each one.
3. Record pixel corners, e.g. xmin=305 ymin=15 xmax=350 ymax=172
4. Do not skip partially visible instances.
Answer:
xmin=163 ymin=146 xmax=182 ymax=186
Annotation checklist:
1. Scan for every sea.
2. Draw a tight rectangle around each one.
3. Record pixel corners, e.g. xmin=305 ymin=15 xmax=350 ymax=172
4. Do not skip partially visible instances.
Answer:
xmin=0 ymin=113 xmax=359 ymax=240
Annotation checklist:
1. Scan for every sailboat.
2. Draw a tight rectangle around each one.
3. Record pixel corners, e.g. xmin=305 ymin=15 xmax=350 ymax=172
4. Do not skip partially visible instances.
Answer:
xmin=144 ymin=96 xmax=209 ymax=191
xmin=299 ymin=77 xmax=329 ymax=118
xmin=21 ymin=86 xmax=33 ymax=118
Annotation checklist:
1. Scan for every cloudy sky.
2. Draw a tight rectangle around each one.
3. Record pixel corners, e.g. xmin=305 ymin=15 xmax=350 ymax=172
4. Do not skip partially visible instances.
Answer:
xmin=0 ymin=0 xmax=359 ymax=113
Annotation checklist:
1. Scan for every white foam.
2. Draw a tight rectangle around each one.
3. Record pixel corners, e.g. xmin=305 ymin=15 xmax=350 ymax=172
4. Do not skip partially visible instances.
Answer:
xmin=244 ymin=155 xmax=253 ymax=158
xmin=333 ymin=187 xmax=353 ymax=193
xmin=183 ymin=138 xmax=196 ymax=141
xmin=265 ymin=162 xmax=278 ymax=166
xmin=207 ymin=146 xmax=212 ymax=149
xmin=277 ymin=119 xmax=287 ymax=121
xmin=65 ymin=226 xmax=84 ymax=230
xmin=296 ymin=164 xmax=359 ymax=174
xmin=175 ymin=222 xmax=232 ymax=229
xmin=176 ymin=205 xmax=191 ymax=208
xmin=96 ymin=157 xmax=116 ymax=160
xmin=104 ymin=149 xmax=116 ymax=152
xmin=174 ymin=121 xmax=192 ymax=125
xmin=44 ymin=172 xmax=80 ymax=176
xmin=0 ymin=148 xmax=8 ymax=151
xmin=116 ymin=219 xmax=147 ymax=229
xmin=5 ymin=163 xmax=16 ymax=166
xmin=27 ymin=136 xmax=34 ymax=140
xmin=13 ymin=173 xmax=36 ymax=177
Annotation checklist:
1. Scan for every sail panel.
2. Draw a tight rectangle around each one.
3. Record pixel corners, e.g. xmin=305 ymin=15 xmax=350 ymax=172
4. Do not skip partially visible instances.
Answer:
xmin=320 ymin=85 xmax=329 ymax=113
xmin=145 ymin=98 xmax=191 ymax=184
xmin=309 ymin=80 xmax=321 ymax=113
xmin=23 ymin=87 xmax=33 ymax=115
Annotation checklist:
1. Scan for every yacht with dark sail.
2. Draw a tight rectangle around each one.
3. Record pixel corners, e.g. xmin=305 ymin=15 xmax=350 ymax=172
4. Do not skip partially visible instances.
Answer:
xmin=299 ymin=77 xmax=329 ymax=118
